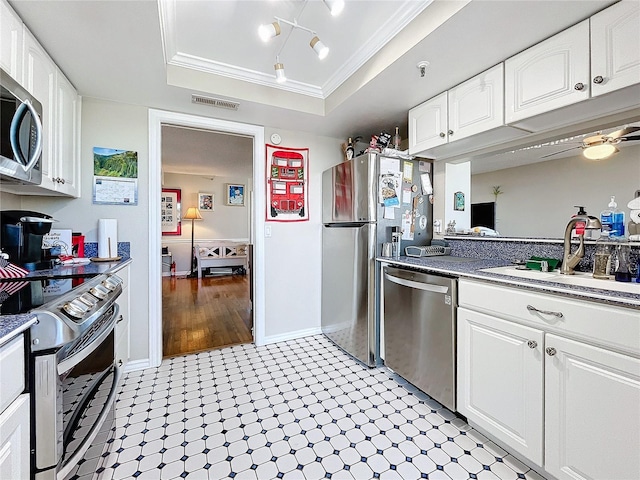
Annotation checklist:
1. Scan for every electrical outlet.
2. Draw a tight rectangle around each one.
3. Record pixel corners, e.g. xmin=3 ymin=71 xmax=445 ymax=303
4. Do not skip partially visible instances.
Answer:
xmin=265 ymin=225 xmax=272 ymax=237
xmin=433 ymin=219 xmax=442 ymax=234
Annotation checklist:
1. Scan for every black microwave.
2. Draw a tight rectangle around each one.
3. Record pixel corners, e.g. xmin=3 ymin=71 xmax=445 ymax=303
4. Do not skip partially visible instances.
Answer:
xmin=0 ymin=67 xmax=43 ymax=185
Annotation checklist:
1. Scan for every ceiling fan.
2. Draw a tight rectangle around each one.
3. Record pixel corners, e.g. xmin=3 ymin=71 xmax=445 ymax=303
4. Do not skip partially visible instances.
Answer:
xmin=540 ymin=125 xmax=640 ymax=160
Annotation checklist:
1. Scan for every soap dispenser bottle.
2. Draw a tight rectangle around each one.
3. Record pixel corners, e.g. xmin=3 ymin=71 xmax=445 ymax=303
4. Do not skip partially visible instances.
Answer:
xmin=600 ymin=196 xmax=616 ymax=234
xmin=572 ymin=205 xmax=587 ymax=237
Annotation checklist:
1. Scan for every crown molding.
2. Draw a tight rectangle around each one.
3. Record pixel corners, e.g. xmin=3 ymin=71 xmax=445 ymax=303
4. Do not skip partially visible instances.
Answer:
xmin=322 ymin=0 xmax=433 ymax=96
xmin=168 ymin=52 xmax=325 ymax=98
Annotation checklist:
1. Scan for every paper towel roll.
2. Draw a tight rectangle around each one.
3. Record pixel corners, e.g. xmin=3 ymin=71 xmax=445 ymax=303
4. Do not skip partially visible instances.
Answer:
xmin=98 ymin=219 xmax=118 ymax=258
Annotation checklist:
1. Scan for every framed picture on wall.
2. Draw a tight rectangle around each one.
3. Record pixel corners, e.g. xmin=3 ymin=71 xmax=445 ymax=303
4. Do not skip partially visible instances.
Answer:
xmin=198 ymin=192 xmax=214 ymax=211
xmin=226 ymin=184 xmax=245 ymax=206
xmin=161 ymin=188 xmax=182 ymax=235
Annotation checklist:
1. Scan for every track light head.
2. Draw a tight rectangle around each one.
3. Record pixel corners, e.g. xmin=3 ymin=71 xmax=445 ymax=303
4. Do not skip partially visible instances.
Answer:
xmin=259 ymin=21 xmax=281 ymax=42
xmin=310 ymin=36 xmax=329 ymax=60
xmin=274 ymin=62 xmax=287 ymax=83
xmin=323 ymin=0 xmax=345 ymax=16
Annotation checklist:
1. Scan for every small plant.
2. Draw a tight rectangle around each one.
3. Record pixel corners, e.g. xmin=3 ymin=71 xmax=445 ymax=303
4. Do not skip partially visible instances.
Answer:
xmin=492 ymin=186 xmax=503 ymax=200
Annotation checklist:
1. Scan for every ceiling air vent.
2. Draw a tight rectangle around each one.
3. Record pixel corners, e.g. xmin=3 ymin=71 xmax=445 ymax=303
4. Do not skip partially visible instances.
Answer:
xmin=191 ymin=94 xmax=239 ymax=111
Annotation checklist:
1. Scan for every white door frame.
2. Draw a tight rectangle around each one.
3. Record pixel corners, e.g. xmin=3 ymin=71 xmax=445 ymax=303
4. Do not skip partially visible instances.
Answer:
xmin=148 ymin=109 xmax=266 ymax=367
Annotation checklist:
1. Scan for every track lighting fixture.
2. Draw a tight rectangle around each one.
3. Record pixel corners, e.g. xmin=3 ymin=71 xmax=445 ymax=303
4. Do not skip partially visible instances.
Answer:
xmin=310 ymin=36 xmax=329 ymax=60
xmin=258 ymin=21 xmax=281 ymax=42
xmin=323 ymin=0 xmax=345 ymax=16
xmin=274 ymin=60 xmax=286 ymax=83
xmin=260 ymin=1 xmax=341 ymax=84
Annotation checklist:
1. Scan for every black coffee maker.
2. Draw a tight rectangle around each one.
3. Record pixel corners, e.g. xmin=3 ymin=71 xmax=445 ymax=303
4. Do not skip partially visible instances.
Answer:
xmin=0 ymin=210 xmax=56 ymax=271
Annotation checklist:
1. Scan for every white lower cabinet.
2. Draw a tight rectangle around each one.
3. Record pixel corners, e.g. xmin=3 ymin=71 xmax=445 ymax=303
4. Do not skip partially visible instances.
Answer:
xmin=457 ymin=307 xmax=544 ymax=465
xmin=0 ymin=394 xmax=30 ymax=480
xmin=458 ymin=279 xmax=640 ymax=478
xmin=545 ymin=334 xmax=640 ymax=480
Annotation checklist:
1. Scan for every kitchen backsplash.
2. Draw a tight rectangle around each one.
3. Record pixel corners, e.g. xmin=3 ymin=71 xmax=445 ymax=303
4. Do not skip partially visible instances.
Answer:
xmin=83 ymin=242 xmax=131 ymax=259
xmin=446 ymin=237 xmax=639 ymax=272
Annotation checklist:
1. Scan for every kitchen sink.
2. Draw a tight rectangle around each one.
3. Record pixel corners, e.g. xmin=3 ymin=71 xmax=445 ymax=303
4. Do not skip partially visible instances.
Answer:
xmin=480 ymin=266 xmax=640 ymax=294
xmin=480 ymin=266 xmax=559 ymax=280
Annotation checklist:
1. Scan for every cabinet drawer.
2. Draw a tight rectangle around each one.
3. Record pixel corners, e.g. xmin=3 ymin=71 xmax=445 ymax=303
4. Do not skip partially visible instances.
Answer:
xmin=0 ymin=394 xmax=30 ymax=479
xmin=459 ymin=279 xmax=640 ymax=356
xmin=0 ymin=336 xmax=25 ymax=414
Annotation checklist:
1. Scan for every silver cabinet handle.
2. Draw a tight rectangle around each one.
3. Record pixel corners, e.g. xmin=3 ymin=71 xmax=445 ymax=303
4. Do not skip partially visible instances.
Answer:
xmin=574 ymin=82 xmax=585 ymax=91
xmin=439 ymin=132 xmax=445 ymax=138
xmin=546 ymin=347 xmax=557 ymax=356
xmin=527 ymin=340 xmax=538 ymax=349
xmin=448 ymin=130 xmax=454 ymax=136
xmin=593 ymin=75 xmax=604 ymax=84
xmin=527 ymin=304 xmax=564 ymax=318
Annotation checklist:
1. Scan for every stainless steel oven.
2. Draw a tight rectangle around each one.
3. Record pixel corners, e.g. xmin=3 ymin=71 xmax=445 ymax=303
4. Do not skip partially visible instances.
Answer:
xmin=27 ymin=273 xmax=124 ymax=480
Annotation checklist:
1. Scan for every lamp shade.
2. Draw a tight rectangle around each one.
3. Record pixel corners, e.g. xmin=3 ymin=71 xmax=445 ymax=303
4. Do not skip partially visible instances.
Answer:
xmin=323 ymin=0 xmax=345 ymax=16
xmin=183 ymin=207 xmax=203 ymax=220
xmin=310 ymin=36 xmax=329 ymax=60
xmin=274 ymin=63 xmax=287 ymax=83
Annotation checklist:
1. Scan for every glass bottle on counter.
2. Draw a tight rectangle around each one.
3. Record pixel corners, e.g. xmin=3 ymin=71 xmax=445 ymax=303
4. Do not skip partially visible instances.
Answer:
xmin=393 ymin=126 xmax=401 ymax=150
xmin=592 ymin=231 xmax=612 ymax=279
xmin=613 ymin=240 xmax=632 ymax=282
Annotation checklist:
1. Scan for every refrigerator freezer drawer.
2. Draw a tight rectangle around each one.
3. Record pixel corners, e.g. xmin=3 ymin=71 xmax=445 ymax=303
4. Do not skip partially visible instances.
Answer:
xmin=321 ymin=223 xmax=376 ymax=366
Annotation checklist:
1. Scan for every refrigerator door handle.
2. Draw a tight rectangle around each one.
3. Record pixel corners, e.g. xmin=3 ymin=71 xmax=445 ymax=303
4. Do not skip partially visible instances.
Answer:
xmin=384 ymin=272 xmax=449 ymax=294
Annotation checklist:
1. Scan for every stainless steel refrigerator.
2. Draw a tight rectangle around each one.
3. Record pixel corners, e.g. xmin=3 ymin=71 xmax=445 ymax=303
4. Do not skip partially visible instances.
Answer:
xmin=321 ymin=151 xmax=432 ymax=366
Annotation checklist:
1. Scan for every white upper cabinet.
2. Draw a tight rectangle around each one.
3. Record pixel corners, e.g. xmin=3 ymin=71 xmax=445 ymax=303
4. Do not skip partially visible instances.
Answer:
xmin=408 ymin=91 xmax=448 ymax=154
xmin=55 ymin=72 xmax=81 ymax=197
xmin=590 ymin=0 xmax=640 ymax=97
xmin=0 ymin=0 xmax=22 ymax=82
xmin=505 ymin=20 xmax=590 ymax=124
xmin=23 ymin=29 xmax=57 ymax=192
xmin=449 ymin=64 xmax=505 ymax=141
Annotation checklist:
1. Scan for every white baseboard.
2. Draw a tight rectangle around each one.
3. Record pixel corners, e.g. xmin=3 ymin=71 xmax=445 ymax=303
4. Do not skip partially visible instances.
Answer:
xmin=124 ymin=358 xmax=154 ymax=373
xmin=261 ymin=327 xmax=323 ymax=345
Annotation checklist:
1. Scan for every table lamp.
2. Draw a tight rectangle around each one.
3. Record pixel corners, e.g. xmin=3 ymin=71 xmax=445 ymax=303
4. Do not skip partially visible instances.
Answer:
xmin=183 ymin=206 xmax=202 ymax=278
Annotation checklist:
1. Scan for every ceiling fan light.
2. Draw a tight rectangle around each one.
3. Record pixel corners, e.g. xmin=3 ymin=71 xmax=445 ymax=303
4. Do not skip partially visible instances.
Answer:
xmin=274 ymin=62 xmax=287 ymax=83
xmin=583 ymin=143 xmax=618 ymax=160
xmin=310 ymin=36 xmax=329 ymax=60
xmin=259 ymin=21 xmax=281 ymax=42
xmin=323 ymin=0 xmax=345 ymax=16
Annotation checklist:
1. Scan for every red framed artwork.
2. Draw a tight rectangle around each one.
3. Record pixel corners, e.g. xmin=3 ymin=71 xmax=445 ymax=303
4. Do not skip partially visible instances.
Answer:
xmin=266 ymin=144 xmax=309 ymax=222
xmin=161 ymin=188 xmax=182 ymax=235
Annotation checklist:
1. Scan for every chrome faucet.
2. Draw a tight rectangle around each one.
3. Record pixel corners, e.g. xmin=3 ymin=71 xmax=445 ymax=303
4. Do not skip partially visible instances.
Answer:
xmin=561 ymin=215 xmax=602 ymax=275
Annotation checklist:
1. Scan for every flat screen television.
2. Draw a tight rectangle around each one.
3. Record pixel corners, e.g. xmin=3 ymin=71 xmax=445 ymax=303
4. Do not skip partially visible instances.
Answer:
xmin=471 ymin=202 xmax=495 ymax=230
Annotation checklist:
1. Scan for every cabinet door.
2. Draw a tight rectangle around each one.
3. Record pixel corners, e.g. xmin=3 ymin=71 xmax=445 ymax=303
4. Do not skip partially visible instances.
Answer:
xmin=0 ymin=394 xmax=30 ymax=480
xmin=505 ymin=20 xmax=590 ymax=124
xmin=457 ymin=307 xmax=544 ymax=466
xmin=55 ymin=72 xmax=80 ymax=197
xmin=590 ymin=0 xmax=640 ymax=97
xmin=408 ymin=91 xmax=448 ymax=154
xmin=545 ymin=334 xmax=640 ymax=480
xmin=0 ymin=0 xmax=22 ymax=82
xmin=449 ymin=64 xmax=504 ymax=141
xmin=23 ymin=30 xmax=57 ymax=192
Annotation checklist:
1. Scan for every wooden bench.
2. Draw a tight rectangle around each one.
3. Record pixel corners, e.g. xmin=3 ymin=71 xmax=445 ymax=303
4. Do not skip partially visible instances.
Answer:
xmin=195 ymin=242 xmax=248 ymax=278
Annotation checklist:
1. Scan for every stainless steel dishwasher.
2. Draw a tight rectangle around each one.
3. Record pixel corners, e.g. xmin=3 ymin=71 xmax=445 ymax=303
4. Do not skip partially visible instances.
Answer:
xmin=383 ymin=266 xmax=457 ymax=411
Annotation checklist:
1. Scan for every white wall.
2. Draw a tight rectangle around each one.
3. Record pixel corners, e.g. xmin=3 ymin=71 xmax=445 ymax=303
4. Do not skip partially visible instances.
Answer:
xmin=0 ymin=191 xmax=21 ymax=210
xmin=7 ymin=97 xmax=343 ymax=361
xmin=472 ymin=144 xmax=640 ymax=237
xmin=20 ymin=98 xmax=152 ymax=361
xmin=162 ymin=172 xmax=250 ymax=272
xmin=445 ymin=161 xmax=471 ymax=231
xmin=263 ymin=128 xmax=343 ymax=341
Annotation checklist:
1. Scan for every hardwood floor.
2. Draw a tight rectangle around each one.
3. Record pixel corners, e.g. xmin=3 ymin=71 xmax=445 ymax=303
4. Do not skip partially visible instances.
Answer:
xmin=162 ymin=273 xmax=252 ymax=358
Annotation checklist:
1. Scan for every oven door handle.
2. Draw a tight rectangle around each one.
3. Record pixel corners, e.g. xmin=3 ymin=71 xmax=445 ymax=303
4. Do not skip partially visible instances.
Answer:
xmin=56 ymin=363 xmax=123 ymax=480
xmin=57 ymin=303 xmax=119 ymax=375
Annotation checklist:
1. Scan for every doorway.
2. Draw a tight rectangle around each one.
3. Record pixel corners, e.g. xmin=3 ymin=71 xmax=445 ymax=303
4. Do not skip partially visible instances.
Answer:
xmin=160 ymin=126 xmax=254 ymax=356
xmin=148 ymin=110 xmax=266 ymax=368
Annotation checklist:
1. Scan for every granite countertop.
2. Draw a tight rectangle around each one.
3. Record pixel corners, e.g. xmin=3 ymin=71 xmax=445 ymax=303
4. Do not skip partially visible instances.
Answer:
xmin=378 ymin=255 xmax=640 ymax=308
xmin=0 ymin=314 xmax=36 ymax=347
xmin=17 ymin=257 xmax=132 ymax=281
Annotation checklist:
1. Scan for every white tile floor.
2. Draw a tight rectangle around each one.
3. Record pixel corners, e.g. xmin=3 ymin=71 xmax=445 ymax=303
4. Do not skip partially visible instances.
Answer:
xmin=71 ymin=335 xmax=546 ymax=480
